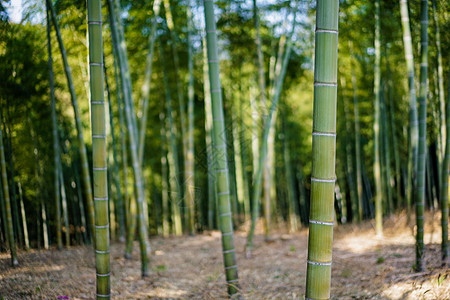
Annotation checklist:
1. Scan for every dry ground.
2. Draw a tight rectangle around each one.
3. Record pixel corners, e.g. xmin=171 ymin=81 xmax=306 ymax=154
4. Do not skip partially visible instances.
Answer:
xmin=1 ymin=212 xmax=449 ymax=299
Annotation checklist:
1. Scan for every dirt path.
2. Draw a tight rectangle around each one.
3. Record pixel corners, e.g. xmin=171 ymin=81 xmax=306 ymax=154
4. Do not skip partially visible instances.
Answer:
xmin=1 ymin=212 xmax=449 ymax=299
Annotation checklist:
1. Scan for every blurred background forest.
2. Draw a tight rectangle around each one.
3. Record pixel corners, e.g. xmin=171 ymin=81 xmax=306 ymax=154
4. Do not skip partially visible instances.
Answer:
xmin=0 ymin=0 xmax=449 ymax=298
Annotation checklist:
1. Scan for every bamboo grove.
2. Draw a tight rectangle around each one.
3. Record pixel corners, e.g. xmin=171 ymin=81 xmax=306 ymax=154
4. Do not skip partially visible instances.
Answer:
xmin=0 ymin=0 xmax=449 ymax=298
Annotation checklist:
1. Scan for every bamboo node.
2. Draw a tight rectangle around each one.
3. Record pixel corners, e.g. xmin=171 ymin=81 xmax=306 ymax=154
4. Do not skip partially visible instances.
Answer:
xmin=309 ymin=219 xmax=334 ymax=226
xmin=307 ymin=260 xmax=332 ymax=266
xmin=312 ymin=132 xmax=336 ymax=137
xmin=95 ymin=250 xmax=110 ymax=254
xmin=311 ymin=177 xmax=335 ymax=183
xmin=223 ymin=249 xmax=235 ymax=254
xmin=96 ymin=224 xmax=109 ymax=229
xmin=315 ymin=29 xmax=338 ymax=34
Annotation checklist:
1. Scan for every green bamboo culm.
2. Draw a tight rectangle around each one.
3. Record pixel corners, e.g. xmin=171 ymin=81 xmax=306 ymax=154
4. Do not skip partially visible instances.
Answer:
xmin=138 ymin=0 xmax=161 ymax=165
xmin=87 ymin=0 xmax=111 ymax=297
xmin=0 ymin=123 xmax=18 ymax=266
xmin=186 ymin=0 xmax=196 ymax=235
xmin=441 ymin=67 xmax=450 ymax=265
xmin=415 ymin=0 xmax=428 ymax=273
xmin=108 ymin=0 xmax=151 ymax=272
xmin=104 ymin=65 xmax=126 ymax=242
xmin=46 ymin=1 xmax=63 ymax=250
xmin=203 ymin=0 xmax=240 ymax=297
xmin=399 ymin=0 xmax=419 ymax=223
xmin=304 ymin=0 xmax=339 ymax=299
xmin=373 ymin=0 xmax=383 ymax=237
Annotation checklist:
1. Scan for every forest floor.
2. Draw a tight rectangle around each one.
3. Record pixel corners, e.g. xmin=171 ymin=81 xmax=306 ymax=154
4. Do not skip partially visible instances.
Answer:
xmin=1 ymin=211 xmax=449 ymax=299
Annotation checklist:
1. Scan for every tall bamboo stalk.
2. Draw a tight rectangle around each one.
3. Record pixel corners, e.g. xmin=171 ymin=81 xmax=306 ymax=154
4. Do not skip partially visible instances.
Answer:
xmin=441 ymin=67 xmax=450 ymax=265
xmin=28 ymin=113 xmax=49 ymax=249
xmin=203 ymin=37 xmax=215 ymax=230
xmin=373 ymin=0 xmax=383 ymax=236
xmin=203 ymin=0 xmax=240 ymax=296
xmin=108 ymin=0 xmax=150 ymax=271
xmin=341 ymin=77 xmax=358 ymax=221
xmin=87 ymin=0 xmax=111 ymax=296
xmin=104 ymin=65 xmax=125 ymax=241
xmin=163 ymin=0 xmax=188 ymax=229
xmin=400 ymin=0 xmax=419 ymax=223
xmin=432 ymin=0 xmax=445 ymax=170
xmin=46 ymin=1 xmax=62 ymax=250
xmin=415 ymin=0 xmax=428 ymax=272
xmin=58 ymin=161 xmax=70 ymax=247
xmin=4 ymin=121 xmax=22 ymax=247
xmin=0 ymin=122 xmax=17 ymax=266
xmin=186 ymin=0 xmax=196 ymax=235
xmin=17 ymin=180 xmax=29 ymax=250
xmin=47 ymin=0 xmax=95 ymax=241
xmin=159 ymin=41 xmax=183 ymax=236
xmin=283 ymin=123 xmax=299 ymax=232
xmin=350 ymin=54 xmax=363 ymax=221
xmin=304 ymin=0 xmax=339 ymax=298
xmin=160 ymin=112 xmax=170 ymax=237
xmin=109 ymin=6 xmax=131 ymax=247
xmin=138 ymin=0 xmax=161 ymax=165
xmin=386 ymin=49 xmax=402 ymax=208
xmin=381 ymin=89 xmax=393 ymax=213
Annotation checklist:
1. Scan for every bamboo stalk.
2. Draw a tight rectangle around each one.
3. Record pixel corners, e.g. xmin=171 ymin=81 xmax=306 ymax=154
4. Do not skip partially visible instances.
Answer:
xmin=305 ymin=0 xmax=339 ymax=298
xmin=138 ymin=0 xmax=162 ymax=165
xmin=203 ymin=37 xmax=215 ymax=230
xmin=186 ymin=0 xmax=196 ymax=235
xmin=374 ymin=0 xmax=383 ymax=236
xmin=400 ymin=0 xmax=419 ymax=224
xmin=46 ymin=1 xmax=63 ymax=249
xmin=104 ymin=65 xmax=126 ymax=241
xmin=432 ymin=0 xmax=445 ymax=171
xmin=87 ymin=0 xmax=111 ymax=296
xmin=203 ymin=0 xmax=241 ymax=296
xmin=163 ymin=0 xmax=189 ymax=231
xmin=160 ymin=41 xmax=183 ymax=236
xmin=58 ymin=160 xmax=70 ymax=247
xmin=0 ymin=121 xmax=17 ymax=266
xmin=440 ymin=67 xmax=450 ymax=265
xmin=415 ymin=0 xmax=428 ymax=272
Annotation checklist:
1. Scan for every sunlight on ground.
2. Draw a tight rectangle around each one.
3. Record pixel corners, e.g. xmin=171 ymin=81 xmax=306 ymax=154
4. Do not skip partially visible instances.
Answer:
xmin=382 ymin=274 xmax=450 ymax=300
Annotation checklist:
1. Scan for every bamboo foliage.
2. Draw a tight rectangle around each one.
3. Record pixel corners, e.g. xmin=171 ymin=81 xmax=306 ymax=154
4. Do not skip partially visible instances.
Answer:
xmin=87 ymin=0 xmax=111 ymax=297
xmin=305 ymin=0 xmax=339 ymax=298
xmin=415 ymin=0 xmax=428 ymax=272
xmin=203 ymin=0 xmax=240 ymax=296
